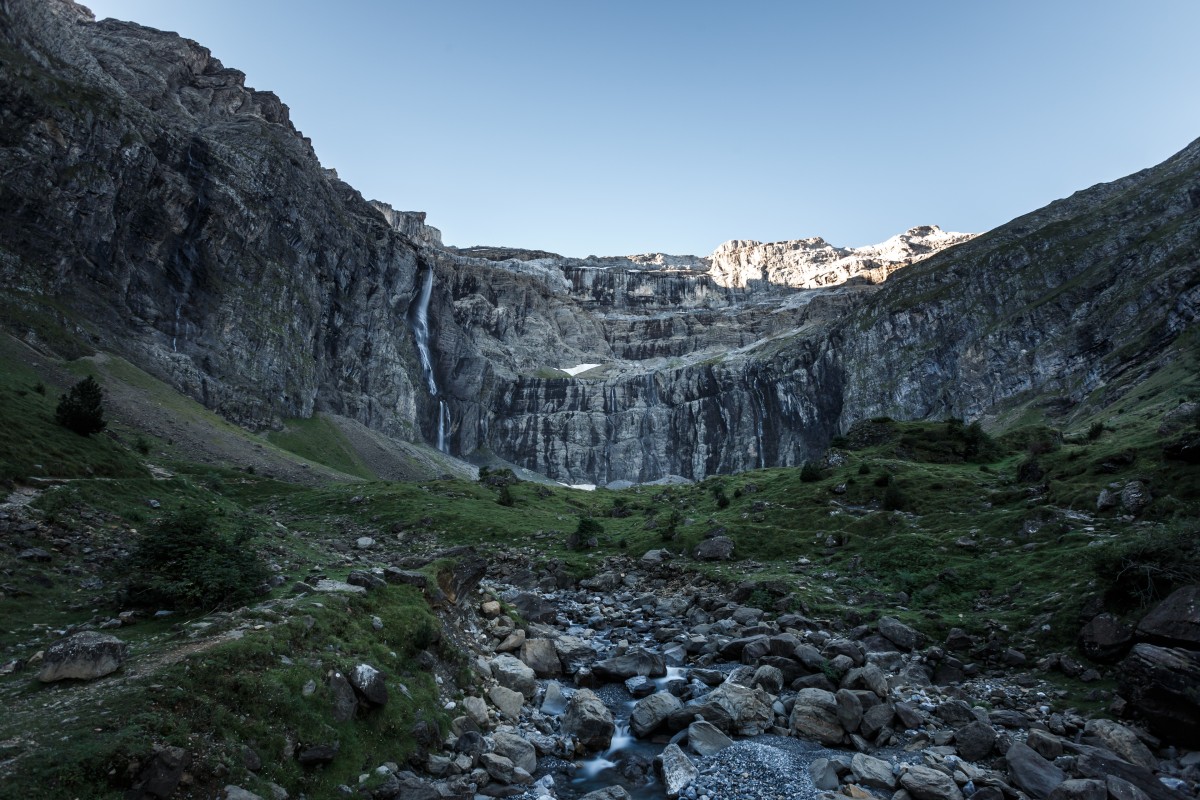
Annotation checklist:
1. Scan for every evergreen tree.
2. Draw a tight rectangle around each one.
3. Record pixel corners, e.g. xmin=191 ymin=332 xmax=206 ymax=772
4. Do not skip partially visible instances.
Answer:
xmin=55 ymin=376 xmax=106 ymax=436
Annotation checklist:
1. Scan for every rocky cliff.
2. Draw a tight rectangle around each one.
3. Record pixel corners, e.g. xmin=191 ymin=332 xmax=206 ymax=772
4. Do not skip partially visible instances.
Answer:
xmin=1 ymin=0 xmax=1197 ymax=486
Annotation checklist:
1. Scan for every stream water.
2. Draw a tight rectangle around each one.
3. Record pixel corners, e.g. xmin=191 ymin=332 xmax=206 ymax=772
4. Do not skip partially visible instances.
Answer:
xmin=411 ymin=267 xmax=448 ymax=452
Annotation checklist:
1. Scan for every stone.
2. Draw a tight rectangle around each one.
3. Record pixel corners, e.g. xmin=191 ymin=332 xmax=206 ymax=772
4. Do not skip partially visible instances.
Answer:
xmin=1119 ymin=481 xmax=1151 ymax=515
xmin=1078 ymin=613 xmax=1134 ymax=663
xmin=1135 ymin=586 xmax=1200 ymax=648
xmin=593 ymin=648 xmax=666 ymax=681
xmin=701 ymin=681 xmax=774 ymax=736
xmin=519 ymin=638 xmax=561 ymax=677
xmin=899 ymin=765 xmax=964 ymax=800
xmin=563 ymin=688 xmax=615 ymax=752
xmin=346 ymin=570 xmax=382 ymax=589
xmin=1005 ymin=741 xmax=1066 ymax=799
xmin=297 ymin=743 xmax=339 ymax=766
xmin=480 ymin=600 xmax=502 ymax=617
xmin=1117 ymin=643 xmax=1200 ymax=747
xmin=860 ymin=702 xmax=895 ymax=739
xmin=385 ymin=772 xmax=439 ymax=800
xmin=579 ymin=788 xmax=632 ymax=800
xmin=313 ymin=579 xmax=367 ymax=594
xmin=130 ymin=746 xmax=191 ymax=799
xmin=222 ymin=787 xmax=263 ymax=800
xmin=554 ymin=635 xmax=598 ymax=674
xmin=496 ymin=629 xmax=526 ymax=652
xmin=382 ymin=568 xmax=427 ymax=589
xmin=878 ymin=617 xmax=924 ymax=651
xmin=789 ymin=688 xmax=844 ymax=745
xmin=751 ymin=664 xmax=784 ymax=694
xmin=1105 ymin=776 xmax=1152 ymax=800
xmin=894 ymin=701 xmax=924 ymax=730
xmin=657 ymin=743 xmax=697 ymax=798
xmin=1047 ymin=779 xmax=1108 ymax=800
xmin=37 ymin=631 xmax=128 ymax=682
xmin=540 ymin=681 xmax=567 ymax=716
xmin=492 ymin=731 xmax=536 ymax=774
xmin=631 ymin=691 xmax=683 ymax=737
xmin=349 ymin=663 xmax=388 ymax=707
xmin=481 ymin=752 xmax=517 ymax=784
xmin=462 ymin=695 xmax=489 ymax=727
xmin=510 ymin=592 xmax=558 ymax=624
xmin=491 ymin=654 xmax=537 ymax=698
xmin=810 ymin=757 xmax=841 ymax=791
xmin=327 ymin=670 xmax=358 ymax=722
xmin=1026 ymin=728 xmax=1063 ymax=760
xmin=686 ymin=720 xmax=733 ymax=757
xmin=1081 ymin=719 xmax=1156 ymax=770
xmin=851 ymin=753 xmax=896 ymax=790
xmin=837 ymin=688 xmax=864 ymax=733
xmin=692 ymin=536 xmax=735 ymax=561
xmin=954 ymin=720 xmax=996 ymax=761
xmin=487 ymin=685 xmax=525 ymax=720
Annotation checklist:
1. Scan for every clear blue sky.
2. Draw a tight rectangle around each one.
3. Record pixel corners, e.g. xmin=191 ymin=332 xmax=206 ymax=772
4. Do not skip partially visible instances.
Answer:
xmin=83 ymin=0 xmax=1200 ymax=257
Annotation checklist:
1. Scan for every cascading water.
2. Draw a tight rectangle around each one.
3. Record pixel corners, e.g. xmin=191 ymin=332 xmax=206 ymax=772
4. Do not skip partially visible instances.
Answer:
xmin=411 ymin=267 xmax=448 ymax=453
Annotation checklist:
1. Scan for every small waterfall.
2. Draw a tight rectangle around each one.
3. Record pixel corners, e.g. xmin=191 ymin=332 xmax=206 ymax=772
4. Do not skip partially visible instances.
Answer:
xmin=411 ymin=267 xmax=449 ymax=453
xmin=172 ymin=304 xmax=180 ymax=352
xmin=751 ymin=379 xmax=768 ymax=469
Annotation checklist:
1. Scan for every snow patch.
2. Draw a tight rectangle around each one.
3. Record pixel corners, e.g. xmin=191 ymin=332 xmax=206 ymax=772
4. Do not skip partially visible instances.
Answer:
xmin=561 ymin=363 xmax=600 ymax=377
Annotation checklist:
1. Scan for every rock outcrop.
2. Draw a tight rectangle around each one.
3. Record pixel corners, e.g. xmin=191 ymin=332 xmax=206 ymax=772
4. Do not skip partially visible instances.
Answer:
xmin=2 ymin=0 xmax=1198 ymax=486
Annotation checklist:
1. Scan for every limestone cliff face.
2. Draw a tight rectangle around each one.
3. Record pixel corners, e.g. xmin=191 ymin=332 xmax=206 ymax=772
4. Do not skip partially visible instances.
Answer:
xmin=2 ymin=0 xmax=1197 ymax=486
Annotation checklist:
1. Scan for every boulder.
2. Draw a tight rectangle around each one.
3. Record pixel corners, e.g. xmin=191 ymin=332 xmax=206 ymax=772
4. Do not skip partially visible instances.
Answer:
xmin=462 ymin=695 xmax=489 ymax=728
xmin=1006 ymin=741 xmax=1066 ymax=799
xmin=836 ymin=688 xmax=864 ymax=733
xmin=657 ymin=743 xmax=697 ymax=798
xmin=686 ymin=721 xmax=732 ymax=757
xmin=349 ymin=663 xmax=388 ymax=707
xmin=631 ymin=691 xmax=683 ymax=738
xmin=328 ymin=670 xmax=358 ymax=722
xmin=1119 ymin=481 xmax=1151 ymax=515
xmin=37 ymin=631 xmax=128 ymax=682
xmin=1073 ymin=747 xmax=1183 ymax=800
xmin=810 ymin=757 xmax=841 ymax=791
xmin=554 ymin=635 xmax=598 ymax=674
xmin=878 ymin=616 xmax=924 ymax=651
xmin=540 ymin=681 xmax=567 ymax=716
xmin=1116 ymin=643 xmax=1200 ymax=747
xmin=492 ymin=731 xmax=536 ymax=774
xmin=593 ymin=648 xmax=666 ymax=681
xmin=1081 ymin=719 xmax=1156 ymax=770
xmin=491 ymin=654 xmax=537 ymax=698
xmin=297 ymin=742 xmax=339 ymax=766
xmin=1135 ymin=586 xmax=1200 ymax=648
xmin=851 ymin=753 xmax=896 ymax=790
xmin=579 ymin=788 xmax=632 ymax=800
xmin=692 ymin=536 xmax=734 ymax=561
xmin=519 ymin=639 xmax=561 ymax=677
xmin=563 ymin=688 xmax=615 ymax=752
xmin=487 ymin=685 xmax=525 ymax=720
xmin=510 ymin=591 xmax=558 ymax=623
xmin=1048 ymin=779 xmax=1108 ymax=800
xmin=1078 ymin=613 xmax=1134 ymax=663
xmin=481 ymin=752 xmax=517 ymax=784
xmin=750 ymin=664 xmax=784 ymax=694
xmin=860 ymin=702 xmax=895 ymax=739
xmin=900 ymin=765 xmax=964 ymax=800
xmin=789 ymin=688 xmax=844 ymax=745
xmin=222 ymin=787 xmax=263 ymax=800
xmin=954 ymin=720 xmax=997 ymax=761
xmin=702 ymin=681 xmax=773 ymax=736
xmin=129 ymin=746 xmax=190 ymax=799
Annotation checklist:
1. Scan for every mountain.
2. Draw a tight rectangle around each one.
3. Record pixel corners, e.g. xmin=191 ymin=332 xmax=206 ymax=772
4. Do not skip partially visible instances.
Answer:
xmin=1 ymin=0 xmax=1198 ymax=489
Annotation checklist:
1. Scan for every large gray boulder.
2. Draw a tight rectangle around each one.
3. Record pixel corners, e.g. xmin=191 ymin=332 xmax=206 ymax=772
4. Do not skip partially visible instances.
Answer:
xmin=1081 ymin=719 xmax=1156 ymax=770
xmin=593 ymin=648 xmax=666 ymax=681
xmin=851 ymin=753 xmax=896 ymax=790
xmin=1117 ymin=643 xmax=1200 ymax=747
xmin=878 ymin=616 xmax=924 ymax=651
xmin=789 ymin=688 xmax=844 ymax=745
xmin=37 ymin=631 xmax=128 ymax=682
xmin=519 ymin=638 xmax=561 ymax=678
xmin=1048 ymin=780 xmax=1109 ymax=800
xmin=492 ymin=731 xmax=536 ymax=774
xmin=692 ymin=536 xmax=734 ymax=561
xmin=563 ymin=688 xmax=615 ymax=752
xmin=1078 ymin=613 xmax=1133 ymax=663
xmin=349 ymin=663 xmax=388 ymax=707
xmin=686 ymin=720 xmax=733 ymax=757
xmin=1136 ymin=586 xmax=1200 ymax=648
xmin=954 ymin=719 xmax=997 ymax=761
xmin=701 ymin=681 xmax=773 ymax=736
xmin=579 ymin=788 xmax=632 ymax=800
xmin=630 ymin=691 xmax=683 ymax=738
xmin=657 ymin=743 xmax=697 ymax=798
xmin=1006 ymin=741 xmax=1066 ymax=799
xmin=491 ymin=654 xmax=537 ymax=698
xmin=900 ymin=765 xmax=964 ymax=800
xmin=554 ymin=635 xmax=598 ymax=674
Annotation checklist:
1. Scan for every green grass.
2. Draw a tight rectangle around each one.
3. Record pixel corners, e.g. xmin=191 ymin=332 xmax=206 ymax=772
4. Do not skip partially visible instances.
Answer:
xmin=266 ymin=415 xmax=377 ymax=480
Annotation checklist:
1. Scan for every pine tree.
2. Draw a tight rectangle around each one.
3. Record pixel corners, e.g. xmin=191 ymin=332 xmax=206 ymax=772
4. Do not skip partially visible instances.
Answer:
xmin=55 ymin=376 xmax=107 ymax=435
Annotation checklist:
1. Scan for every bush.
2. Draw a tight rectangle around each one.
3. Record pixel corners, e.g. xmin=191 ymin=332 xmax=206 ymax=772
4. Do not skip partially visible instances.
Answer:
xmin=55 ymin=375 xmax=106 ymax=436
xmin=1087 ymin=421 xmax=1105 ymax=441
xmin=799 ymin=462 xmax=823 ymax=483
xmin=1090 ymin=526 xmax=1200 ymax=609
xmin=712 ymin=486 xmax=731 ymax=508
xmin=496 ymin=485 xmax=515 ymax=507
xmin=882 ymin=482 xmax=909 ymax=512
xmin=127 ymin=508 xmax=270 ymax=610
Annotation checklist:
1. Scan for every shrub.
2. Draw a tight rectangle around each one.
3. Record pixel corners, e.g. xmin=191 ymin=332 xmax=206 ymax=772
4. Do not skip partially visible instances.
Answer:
xmin=1087 ymin=421 xmax=1105 ymax=441
xmin=55 ymin=376 xmax=106 ymax=436
xmin=858 ymin=463 xmax=871 ymax=475
xmin=799 ymin=462 xmax=823 ymax=483
xmin=1090 ymin=526 xmax=1200 ymax=609
xmin=497 ymin=485 xmax=515 ymax=507
xmin=882 ymin=482 xmax=909 ymax=511
xmin=127 ymin=508 xmax=270 ymax=610
xmin=712 ymin=486 xmax=730 ymax=508
xmin=962 ymin=421 xmax=999 ymax=462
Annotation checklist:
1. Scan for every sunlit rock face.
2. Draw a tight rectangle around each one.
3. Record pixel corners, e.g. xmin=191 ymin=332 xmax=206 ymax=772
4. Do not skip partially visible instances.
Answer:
xmin=3 ymin=0 xmax=1198 ymax=485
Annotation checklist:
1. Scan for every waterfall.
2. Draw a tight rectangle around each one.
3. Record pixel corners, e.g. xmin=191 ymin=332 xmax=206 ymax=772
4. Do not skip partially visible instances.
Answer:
xmin=411 ymin=267 xmax=448 ymax=453
xmin=752 ymin=379 xmax=768 ymax=469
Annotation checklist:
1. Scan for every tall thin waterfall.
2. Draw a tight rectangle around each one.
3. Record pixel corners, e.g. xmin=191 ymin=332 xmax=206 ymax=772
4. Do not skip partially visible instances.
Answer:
xmin=411 ymin=267 xmax=448 ymax=452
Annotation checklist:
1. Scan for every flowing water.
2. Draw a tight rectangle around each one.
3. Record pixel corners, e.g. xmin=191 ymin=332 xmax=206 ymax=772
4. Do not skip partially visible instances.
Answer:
xmin=411 ymin=267 xmax=449 ymax=452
